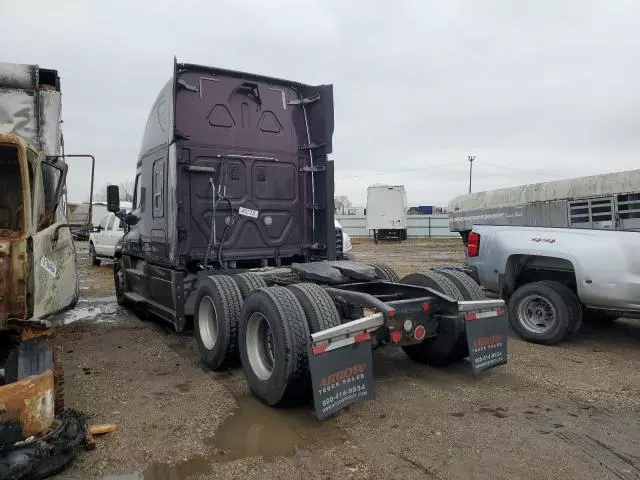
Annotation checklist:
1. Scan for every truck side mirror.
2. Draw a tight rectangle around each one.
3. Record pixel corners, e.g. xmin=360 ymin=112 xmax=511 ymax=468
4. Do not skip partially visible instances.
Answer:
xmin=107 ymin=185 xmax=120 ymax=213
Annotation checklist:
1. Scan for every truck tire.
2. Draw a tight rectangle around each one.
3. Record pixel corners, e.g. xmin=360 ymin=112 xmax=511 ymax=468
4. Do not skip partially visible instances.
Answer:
xmin=508 ymin=281 xmax=580 ymax=345
xmin=239 ymin=287 xmax=310 ymax=406
xmin=538 ymin=280 xmax=583 ymax=335
xmin=368 ymin=263 xmax=400 ymax=282
xmin=53 ymin=346 xmax=64 ymax=415
xmin=233 ymin=272 xmax=267 ymax=299
xmin=399 ymin=271 xmax=469 ymax=366
xmin=194 ymin=275 xmax=243 ymax=370
xmin=287 ymin=283 xmax=341 ymax=333
xmin=114 ymin=259 xmax=128 ymax=307
xmin=437 ymin=269 xmax=485 ymax=300
xmin=89 ymin=243 xmax=100 ymax=266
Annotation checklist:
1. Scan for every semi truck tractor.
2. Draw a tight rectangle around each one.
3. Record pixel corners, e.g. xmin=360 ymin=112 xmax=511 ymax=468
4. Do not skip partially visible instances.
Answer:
xmin=107 ymin=59 xmax=507 ymax=418
xmin=0 ymin=62 xmax=94 ymax=450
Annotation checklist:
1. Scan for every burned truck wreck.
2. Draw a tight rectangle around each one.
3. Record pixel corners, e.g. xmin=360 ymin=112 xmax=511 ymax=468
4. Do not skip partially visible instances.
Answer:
xmin=109 ymin=59 xmax=507 ymax=416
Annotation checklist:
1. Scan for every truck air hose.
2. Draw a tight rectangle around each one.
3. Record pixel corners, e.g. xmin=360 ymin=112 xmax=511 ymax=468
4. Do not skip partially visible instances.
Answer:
xmin=203 ymin=179 xmax=218 ymax=267
xmin=217 ymin=197 xmax=234 ymax=269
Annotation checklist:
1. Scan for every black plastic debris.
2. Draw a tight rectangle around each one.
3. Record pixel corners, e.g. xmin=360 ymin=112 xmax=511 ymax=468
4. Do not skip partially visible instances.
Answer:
xmin=0 ymin=409 xmax=86 ymax=480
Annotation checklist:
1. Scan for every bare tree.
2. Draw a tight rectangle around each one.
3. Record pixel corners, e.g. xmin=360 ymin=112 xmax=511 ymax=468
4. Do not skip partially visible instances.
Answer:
xmin=93 ymin=179 xmax=134 ymax=202
xmin=119 ymin=179 xmax=135 ymax=202
xmin=334 ymin=195 xmax=353 ymax=215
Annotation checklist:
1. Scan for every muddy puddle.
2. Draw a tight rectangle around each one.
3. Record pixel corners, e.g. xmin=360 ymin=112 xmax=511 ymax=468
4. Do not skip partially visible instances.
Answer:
xmin=103 ymin=395 xmax=345 ymax=479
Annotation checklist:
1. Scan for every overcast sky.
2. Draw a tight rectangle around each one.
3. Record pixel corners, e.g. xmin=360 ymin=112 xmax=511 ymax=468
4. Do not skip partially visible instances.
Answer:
xmin=3 ymin=0 xmax=640 ymax=206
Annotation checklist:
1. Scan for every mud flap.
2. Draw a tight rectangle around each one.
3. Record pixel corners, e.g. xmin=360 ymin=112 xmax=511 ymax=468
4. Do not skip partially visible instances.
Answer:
xmin=460 ymin=300 xmax=508 ymax=374
xmin=308 ymin=313 xmax=382 ymax=420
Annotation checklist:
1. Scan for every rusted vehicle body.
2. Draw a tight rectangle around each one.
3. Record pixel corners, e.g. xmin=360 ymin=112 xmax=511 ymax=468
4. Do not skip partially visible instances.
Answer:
xmin=0 ymin=62 xmax=94 ymax=444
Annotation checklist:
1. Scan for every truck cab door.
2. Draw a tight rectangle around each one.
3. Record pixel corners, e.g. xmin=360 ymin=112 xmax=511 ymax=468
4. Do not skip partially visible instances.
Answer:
xmin=31 ymin=160 xmax=79 ymax=318
xmin=106 ymin=215 xmax=124 ymax=257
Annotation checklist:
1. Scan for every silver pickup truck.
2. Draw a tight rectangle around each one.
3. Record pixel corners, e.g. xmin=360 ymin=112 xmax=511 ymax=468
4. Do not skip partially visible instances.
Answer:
xmin=466 ymin=225 xmax=640 ymax=344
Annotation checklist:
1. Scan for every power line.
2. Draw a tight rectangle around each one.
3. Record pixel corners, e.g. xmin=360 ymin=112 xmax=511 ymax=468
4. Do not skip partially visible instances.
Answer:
xmin=337 ymin=160 xmax=467 ymax=180
xmin=478 ymin=161 xmax=565 ymax=179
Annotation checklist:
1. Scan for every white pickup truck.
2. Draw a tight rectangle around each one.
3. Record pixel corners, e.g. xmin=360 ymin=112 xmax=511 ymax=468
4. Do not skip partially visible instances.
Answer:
xmin=466 ymin=225 xmax=640 ymax=344
xmin=88 ymin=212 xmax=124 ymax=266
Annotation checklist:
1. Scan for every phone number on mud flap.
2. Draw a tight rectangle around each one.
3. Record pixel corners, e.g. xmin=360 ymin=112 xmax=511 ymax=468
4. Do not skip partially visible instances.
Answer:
xmin=474 ymin=352 xmax=504 ymax=367
xmin=321 ymin=385 xmax=368 ymax=408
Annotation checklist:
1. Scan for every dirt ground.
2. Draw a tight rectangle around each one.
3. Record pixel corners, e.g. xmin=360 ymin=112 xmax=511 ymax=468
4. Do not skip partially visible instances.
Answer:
xmin=53 ymin=239 xmax=640 ymax=480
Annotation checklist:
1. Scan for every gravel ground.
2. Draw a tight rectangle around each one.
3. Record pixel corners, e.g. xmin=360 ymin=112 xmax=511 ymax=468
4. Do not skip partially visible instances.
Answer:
xmin=54 ymin=240 xmax=640 ymax=480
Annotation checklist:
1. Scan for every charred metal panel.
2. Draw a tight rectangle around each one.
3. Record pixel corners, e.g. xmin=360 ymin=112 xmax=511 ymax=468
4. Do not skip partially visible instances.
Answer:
xmin=0 ymin=370 xmax=55 ymax=443
xmin=32 ymin=224 xmax=78 ymax=319
xmin=0 ymin=62 xmax=62 ymax=156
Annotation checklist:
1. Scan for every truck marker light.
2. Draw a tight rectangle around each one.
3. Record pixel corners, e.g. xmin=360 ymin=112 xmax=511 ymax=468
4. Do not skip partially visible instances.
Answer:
xmin=312 ymin=344 xmax=328 ymax=355
xmin=414 ymin=325 xmax=426 ymax=341
xmin=353 ymin=331 xmax=371 ymax=343
xmin=388 ymin=309 xmax=397 ymax=318
xmin=496 ymin=307 xmax=505 ymax=316
xmin=464 ymin=312 xmax=478 ymax=321
xmin=391 ymin=330 xmax=402 ymax=344
xmin=403 ymin=320 xmax=413 ymax=332
xmin=422 ymin=302 xmax=430 ymax=311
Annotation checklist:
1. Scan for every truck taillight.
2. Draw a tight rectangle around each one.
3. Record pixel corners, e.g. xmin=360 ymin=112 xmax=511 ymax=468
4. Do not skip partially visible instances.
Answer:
xmin=467 ymin=232 xmax=480 ymax=257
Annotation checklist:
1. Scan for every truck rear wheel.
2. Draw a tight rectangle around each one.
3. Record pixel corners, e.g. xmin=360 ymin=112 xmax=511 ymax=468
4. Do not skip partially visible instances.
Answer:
xmin=399 ymin=271 xmax=468 ymax=366
xmin=239 ymin=287 xmax=310 ymax=406
xmin=233 ymin=272 xmax=267 ymax=299
xmin=368 ymin=263 xmax=400 ymax=282
xmin=194 ymin=275 xmax=243 ymax=370
xmin=508 ymin=281 xmax=580 ymax=345
xmin=437 ymin=269 xmax=485 ymax=300
xmin=287 ymin=283 xmax=341 ymax=333
xmin=114 ymin=259 xmax=128 ymax=307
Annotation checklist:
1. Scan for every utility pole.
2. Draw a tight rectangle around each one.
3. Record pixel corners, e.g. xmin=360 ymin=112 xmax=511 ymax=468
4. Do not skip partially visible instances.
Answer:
xmin=468 ymin=155 xmax=475 ymax=193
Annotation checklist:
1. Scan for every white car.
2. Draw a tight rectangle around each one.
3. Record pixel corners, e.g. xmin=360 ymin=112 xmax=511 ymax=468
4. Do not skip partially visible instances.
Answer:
xmin=335 ymin=219 xmax=355 ymax=260
xmin=89 ymin=212 xmax=124 ymax=266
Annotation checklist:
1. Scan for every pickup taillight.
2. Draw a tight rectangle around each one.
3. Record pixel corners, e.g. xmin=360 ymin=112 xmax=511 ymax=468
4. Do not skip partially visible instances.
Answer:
xmin=467 ymin=232 xmax=480 ymax=257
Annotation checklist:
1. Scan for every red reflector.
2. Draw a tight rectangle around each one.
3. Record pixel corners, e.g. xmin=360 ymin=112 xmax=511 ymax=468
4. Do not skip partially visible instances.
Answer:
xmin=391 ymin=330 xmax=402 ymax=344
xmin=496 ymin=307 xmax=505 ymax=316
xmin=422 ymin=302 xmax=430 ymax=311
xmin=467 ymin=232 xmax=480 ymax=257
xmin=312 ymin=344 xmax=327 ymax=355
xmin=464 ymin=312 xmax=478 ymax=321
xmin=414 ymin=325 xmax=426 ymax=341
xmin=354 ymin=331 xmax=371 ymax=343
xmin=388 ymin=309 xmax=397 ymax=318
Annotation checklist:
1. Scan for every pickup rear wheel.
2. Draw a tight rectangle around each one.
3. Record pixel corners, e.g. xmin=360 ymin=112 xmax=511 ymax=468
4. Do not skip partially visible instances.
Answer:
xmin=508 ymin=281 xmax=580 ymax=345
xmin=194 ymin=275 xmax=243 ymax=370
xmin=399 ymin=271 xmax=468 ymax=366
xmin=239 ymin=287 xmax=311 ymax=406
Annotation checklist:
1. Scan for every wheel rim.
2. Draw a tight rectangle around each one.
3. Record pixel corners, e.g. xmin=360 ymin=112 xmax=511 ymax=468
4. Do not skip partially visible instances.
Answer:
xmin=246 ymin=312 xmax=275 ymax=380
xmin=198 ymin=296 xmax=218 ymax=351
xmin=517 ymin=295 xmax=557 ymax=334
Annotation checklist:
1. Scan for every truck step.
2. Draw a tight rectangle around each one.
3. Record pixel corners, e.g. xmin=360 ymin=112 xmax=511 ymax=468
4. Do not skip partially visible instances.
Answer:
xmin=123 ymin=292 xmax=147 ymax=303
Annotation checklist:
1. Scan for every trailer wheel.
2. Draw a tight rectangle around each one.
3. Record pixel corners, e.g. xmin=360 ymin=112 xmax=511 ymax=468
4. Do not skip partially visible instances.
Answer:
xmin=508 ymin=281 xmax=580 ymax=345
xmin=436 ymin=269 xmax=486 ymax=300
xmin=239 ymin=287 xmax=310 ymax=406
xmin=287 ymin=283 xmax=341 ymax=333
xmin=53 ymin=346 xmax=65 ymax=415
xmin=368 ymin=263 xmax=400 ymax=282
xmin=194 ymin=275 xmax=243 ymax=370
xmin=399 ymin=271 xmax=469 ymax=366
xmin=89 ymin=243 xmax=100 ymax=266
xmin=233 ymin=272 xmax=267 ymax=299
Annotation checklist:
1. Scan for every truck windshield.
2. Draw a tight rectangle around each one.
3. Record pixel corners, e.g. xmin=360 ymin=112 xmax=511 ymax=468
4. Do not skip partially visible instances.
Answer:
xmin=0 ymin=144 xmax=24 ymax=231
